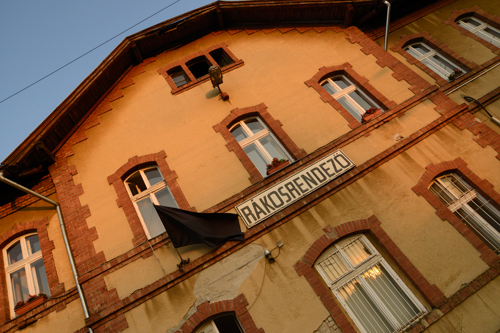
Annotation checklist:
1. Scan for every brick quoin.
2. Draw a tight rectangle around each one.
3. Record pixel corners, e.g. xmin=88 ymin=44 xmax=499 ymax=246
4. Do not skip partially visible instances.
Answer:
xmin=107 ymin=150 xmax=194 ymax=247
xmin=412 ymin=158 xmax=500 ymax=266
xmin=305 ymin=62 xmax=398 ymax=129
xmin=294 ymin=216 xmax=446 ymax=332
xmin=158 ymin=42 xmax=244 ymax=95
xmin=175 ymin=294 xmax=265 ymax=333
xmin=213 ymin=103 xmax=307 ymax=184
xmin=444 ymin=6 xmax=500 ymax=55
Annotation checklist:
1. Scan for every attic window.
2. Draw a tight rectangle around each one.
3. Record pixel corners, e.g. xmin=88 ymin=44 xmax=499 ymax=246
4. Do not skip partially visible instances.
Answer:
xmin=210 ymin=48 xmax=234 ymax=67
xmin=168 ymin=67 xmax=190 ymax=88
xmin=187 ymin=56 xmax=211 ymax=79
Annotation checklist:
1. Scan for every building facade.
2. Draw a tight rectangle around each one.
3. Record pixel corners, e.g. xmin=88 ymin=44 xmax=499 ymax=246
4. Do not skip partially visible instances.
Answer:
xmin=1 ymin=0 xmax=500 ymax=332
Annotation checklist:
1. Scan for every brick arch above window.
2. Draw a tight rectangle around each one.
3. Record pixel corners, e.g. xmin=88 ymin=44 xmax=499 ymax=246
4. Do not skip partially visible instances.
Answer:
xmin=444 ymin=6 xmax=500 ymax=54
xmin=305 ymin=62 xmax=397 ymax=129
xmin=391 ymin=32 xmax=478 ymax=86
xmin=107 ymin=150 xmax=194 ymax=247
xmin=412 ymin=157 xmax=500 ymax=266
xmin=174 ymin=294 xmax=265 ymax=333
xmin=0 ymin=218 xmax=64 ymax=322
xmin=213 ymin=103 xmax=306 ymax=184
xmin=293 ymin=216 xmax=445 ymax=333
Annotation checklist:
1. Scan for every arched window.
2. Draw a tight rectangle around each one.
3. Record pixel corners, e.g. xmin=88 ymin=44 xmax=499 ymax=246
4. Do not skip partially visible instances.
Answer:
xmin=230 ymin=117 xmax=293 ymax=177
xmin=457 ymin=16 xmax=500 ymax=47
xmin=430 ymin=173 xmax=500 ymax=254
xmin=405 ymin=42 xmax=466 ymax=81
xmin=3 ymin=233 xmax=50 ymax=316
xmin=320 ymin=75 xmax=383 ymax=123
xmin=196 ymin=314 xmax=244 ymax=333
xmin=125 ymin=166 xmax=179 ymax=239
xmin=315 ymin=235 xmax=426 ymax=333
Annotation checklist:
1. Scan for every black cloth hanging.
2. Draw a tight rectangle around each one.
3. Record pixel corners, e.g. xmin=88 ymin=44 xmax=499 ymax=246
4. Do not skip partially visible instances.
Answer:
xmin=154 ymin=205 xmax=245 ymax=248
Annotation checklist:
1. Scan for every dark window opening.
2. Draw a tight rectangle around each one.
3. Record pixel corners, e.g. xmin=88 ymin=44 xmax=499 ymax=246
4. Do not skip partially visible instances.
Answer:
xmin=187 ymin=56 xmax=211 ymax=79
xmin=209 ymin=48 xmax=234 ymax=67
xmin=167 ymin=67 xmax=190 ymax=87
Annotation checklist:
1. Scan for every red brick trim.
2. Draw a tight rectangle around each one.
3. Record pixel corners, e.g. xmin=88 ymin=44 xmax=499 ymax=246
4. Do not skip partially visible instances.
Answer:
xmin=0 ymin=175 xmax=56 ymax=219
xmin=293 ymin=216 xmax=445 ymax=333
xmin=444 ymin=6 xmax=500 ymax=55
xmin=158 ymin=42 xmax=244 ymax=95
xmin=0 ymin=218 xmax=64 ymax=322
xmin=175 ymin=294 xmax=265 ymax=333
xmin=305 ymin=62 xmax=397 ymax=129
xmin=412 ymin=158 xmax=500 ymax=266
xmin=213 ymin=103 xmax=307 ymax=184
xmin=107 ymin=150 xmax=194 ymax=247
xmin=391 ymin=31 xmax=478 ymax=86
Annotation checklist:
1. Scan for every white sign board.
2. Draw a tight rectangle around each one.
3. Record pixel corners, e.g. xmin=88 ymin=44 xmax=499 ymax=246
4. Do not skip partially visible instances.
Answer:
xmin=236 ymin=150 xmax=355 ymax=228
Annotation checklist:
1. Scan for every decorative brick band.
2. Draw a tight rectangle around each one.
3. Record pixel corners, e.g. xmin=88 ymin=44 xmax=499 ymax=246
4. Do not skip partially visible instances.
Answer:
xmin=390 ymin=31 xmax=478 ymax=86
xmin=293 ymin=216 xmax=445 ymax=333
xmin=213 ymin=103 xmax=306 ymax=184
xmin=412 ymin=158 xmax=500 ymax=266
xmin=305 ymin=62 xmax=397 ymax=129
xmin=444 ymin=6 xmax=500 ymax=55
xmin=158 ymin=42 xmax=244 ymax=95
xmin=0 ymin=218 xmax=64 ymax=322
xmin=107 ymin=150 xmax=194 ymax=247
xmin=175 ymin=294 xmax=264 ymax=333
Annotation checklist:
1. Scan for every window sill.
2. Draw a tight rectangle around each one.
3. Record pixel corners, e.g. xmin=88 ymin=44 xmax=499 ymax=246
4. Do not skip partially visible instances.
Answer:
xmin=266 ymin=160 xmax=290 ymax=176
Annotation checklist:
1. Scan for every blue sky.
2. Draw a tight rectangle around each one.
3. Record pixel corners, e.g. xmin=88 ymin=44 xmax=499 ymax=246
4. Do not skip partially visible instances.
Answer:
xmin=0 ymin=0 xmax=216 ymax=162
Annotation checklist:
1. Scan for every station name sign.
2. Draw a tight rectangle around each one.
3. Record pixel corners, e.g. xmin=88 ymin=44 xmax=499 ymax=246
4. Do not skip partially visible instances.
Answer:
xmin=236 ymin=150 xmax=355 ymax=228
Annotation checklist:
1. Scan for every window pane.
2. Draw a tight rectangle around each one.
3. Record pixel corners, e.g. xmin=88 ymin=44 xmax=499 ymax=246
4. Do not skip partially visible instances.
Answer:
xmin=431 ymin=55 xmax=457 ymax=73
xmin=332 ymin=77 xmax=350 ymax=90
xmin=430 ymin=183 xmax=455 ymax=205
xmin=7 ymin=241 xmax=23 ymax=265
xmin=439 ymin=175 xmax=467 ymax=198
xmin=243 ymin=143 xmax=268 ymax=176
xmin=348 ymin=91 xmax=372 ymax=111
xmin=337 ymin=96 xmax=363 ymax=122
xmin=342 ymin=238 xmax=372 ymax=266
xmin=231 ymin=125 xmax=248 ymax=142
xmin=126 ymin=172 xmax=147 ymax=196
xmin=468 ymin=198 xmax=500 ymax=233
xmin=317 ymin=251 xmax=351 ymax=282
xmin=456 ymin=208 xmax=500 ymax=253
xmin=171 ymin=72 xmax=189 ymax=87
xmin=462 ymin=18 xmax=482 ymax=28
xmin=259 ymin=136 xmax=288 ymax=161
xmin=11 ymin=268 xmax=29 ymax=304
xmin=137 ymin=197 xmax=166 ymax=238
xmin=484 ymin=27 xmax=500 ymax=39
xmin=154 ymin=187 xmax=178 ymax=208
xmin=338 ymin=279 xmax=395 ymax=333
xmin=145 ymin=168 xmax=163 ymax=186
xmin=213 ymin=315 xmax=243 ymax=333
xmin=31 ymin=259 xmax=51 ymax=296
xmin=412 ymin=44 xmax=431 ymax=55
xmin=245 ymin=119 xmax=265 ymax=134
xmin=322 ymin=82 xmax=337 ymax=95
xmin=362 ymin=264 xmax=421 ymax=329
xmin=27 ymin=235 xmax=41 ymax=255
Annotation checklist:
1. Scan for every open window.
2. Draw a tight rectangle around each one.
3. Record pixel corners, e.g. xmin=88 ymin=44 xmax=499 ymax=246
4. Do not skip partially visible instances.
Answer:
xmin=320 ymin=75 xmax=383 ymax=123
xmin=187 ymin=56 xmax=212 ymax=79
xmin=430 ymin=173 xmax=500 ymax=254
xmin=457 ymin=16 xmax=500 ymax=47
xmin=196 ymin=314 xmax=244 ymax=333
xmin=230 ymin=117 xmax=293 ymax=177
xmin=3 ymin=233 xmax=51 ymax=317
xmin=209 ymin=48 xmax=235 ymax=68
xmin=315 ymin=235 xmax=426 ymax=333
xmin=405 ymin=42 xmax=466 ymax=81
xmin=125 ymin=166 xmax=179 ymax=239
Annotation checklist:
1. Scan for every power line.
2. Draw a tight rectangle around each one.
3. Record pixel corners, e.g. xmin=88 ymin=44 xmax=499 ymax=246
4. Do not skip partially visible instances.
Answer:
xmin=0 ymin=0 xmax=182 ymax=105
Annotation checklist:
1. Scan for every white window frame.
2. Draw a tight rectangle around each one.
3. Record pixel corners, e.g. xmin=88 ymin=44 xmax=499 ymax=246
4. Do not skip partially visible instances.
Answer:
xmin=430 ymin=173 xmax=500 ymax=254
xmin=315 ymin=235 xmax=427 ymax=333
xmin=458 ymin=16 xmax=500 ymax=47
xmin=320 ymin=75 xmax=382 ymax=122
xmin=124 ymin=166 xmax=179 ymax=239
xmin=405 ymin=42 xmax=466 ymax=80
xmin=230 ymin=117 xmax=293 ymax=176
xmin=3 ymin=233 xmax=49 ymax=317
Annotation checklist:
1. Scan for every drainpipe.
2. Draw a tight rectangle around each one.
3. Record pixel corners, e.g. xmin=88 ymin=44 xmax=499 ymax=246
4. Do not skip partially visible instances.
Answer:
xmin=383 ymin=1 xmax=391 ymax=50
xmin=0 ymin=172 xmax=93 ymax=333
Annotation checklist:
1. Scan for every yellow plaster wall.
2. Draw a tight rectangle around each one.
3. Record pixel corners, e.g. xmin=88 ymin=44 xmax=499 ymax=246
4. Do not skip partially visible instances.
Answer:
xmin=67 ymin=28 xmax=415 ymax=260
